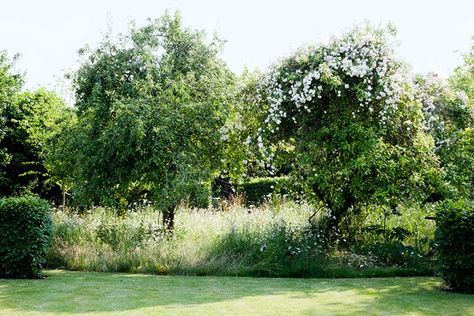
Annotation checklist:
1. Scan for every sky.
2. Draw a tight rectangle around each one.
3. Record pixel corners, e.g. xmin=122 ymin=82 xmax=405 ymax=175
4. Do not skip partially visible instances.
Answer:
xmin=1 ymin=0 xmax=473 ymax=99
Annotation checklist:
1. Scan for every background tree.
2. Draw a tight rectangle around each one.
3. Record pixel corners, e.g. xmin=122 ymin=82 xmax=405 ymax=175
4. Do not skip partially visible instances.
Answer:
xmin=0 ymin=51 xmax=22 ymax=192
xmin=416 ymin=72 xmax=473 ymax=199
xmin=447 ymin=45 xmax=474 ymax=198
xmin=17 ymin=89 xmax=73 ymax=203
xmin=60 ymin=13 xmax=235 ymax=230
xmin=450 ymin=44 xmax=474 ymax=107
xmin=0 ymin=52 xmax=69 ymax=200
xmin=0 ymin=88 xmax=69 ymax=200
xmin=214 ymin=69 xmax=278 ymax=199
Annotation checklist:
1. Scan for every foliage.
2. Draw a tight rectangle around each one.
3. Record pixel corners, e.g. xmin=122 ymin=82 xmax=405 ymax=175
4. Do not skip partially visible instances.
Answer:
xmin=0 ymin=89 xmax=70 ymax=200
xmin=449 ymin=44 xmax=474 ymax=108
xmin=215 ymin=69 xmax=295 ymax=199
xmin=438 ymin=128 xmax=474 ymax=198
xmin=220 ymin=69 xmax=274 ymax=180
xmin=0 ymin=196 xmax=52 ymax=278
xmin=258 ymin=23 xmax=441 ymax=232
xmin=416 ymin=73 xmax=473 ymax=146
xmin=435 ymin=199 xmax=474 ymax=293
xmin=415 ymin=52 xmax=474 ymax=200
xmin=419 ymin=79 xmax=473 ymax=199
xmin=0 ymin=51 xmax=23 ymax=191
xmin=56 ymin=13 xmax=235 ymax=227
xmin=0 ymin=50 xmax=70 ymax=200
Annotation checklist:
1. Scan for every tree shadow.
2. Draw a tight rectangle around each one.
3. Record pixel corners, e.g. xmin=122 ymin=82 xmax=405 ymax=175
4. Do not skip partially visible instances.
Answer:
xmin=0 ymin=270 xmax=473 ymax=315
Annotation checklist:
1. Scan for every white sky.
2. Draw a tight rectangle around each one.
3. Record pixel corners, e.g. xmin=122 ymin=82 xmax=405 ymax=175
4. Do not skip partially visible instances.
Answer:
xmin=1 ymin=0 xmax=473 ymax=98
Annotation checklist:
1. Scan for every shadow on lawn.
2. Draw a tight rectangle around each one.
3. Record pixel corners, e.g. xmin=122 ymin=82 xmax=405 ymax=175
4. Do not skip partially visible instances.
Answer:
xmin=0 ymin=270 xmax=473 ymax=315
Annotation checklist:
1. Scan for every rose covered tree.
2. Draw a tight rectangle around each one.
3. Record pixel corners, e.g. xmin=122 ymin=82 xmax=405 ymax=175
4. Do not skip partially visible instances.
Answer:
xmin=258 ymin=24 xmax=442 ymax=237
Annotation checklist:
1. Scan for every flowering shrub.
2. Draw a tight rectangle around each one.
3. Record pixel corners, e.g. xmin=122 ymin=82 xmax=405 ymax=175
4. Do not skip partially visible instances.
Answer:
xmin=257 ymin=23 xmax=441 ymax=232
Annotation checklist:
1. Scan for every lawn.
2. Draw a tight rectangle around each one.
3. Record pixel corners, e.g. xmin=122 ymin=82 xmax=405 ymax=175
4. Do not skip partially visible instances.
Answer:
xmin=0 ymin=270 xmax=473 ymax=315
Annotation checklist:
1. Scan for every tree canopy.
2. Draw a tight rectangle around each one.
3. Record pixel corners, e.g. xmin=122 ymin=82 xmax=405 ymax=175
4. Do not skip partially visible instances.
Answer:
xmin=56 ymin=13 xmax=236 ymax=228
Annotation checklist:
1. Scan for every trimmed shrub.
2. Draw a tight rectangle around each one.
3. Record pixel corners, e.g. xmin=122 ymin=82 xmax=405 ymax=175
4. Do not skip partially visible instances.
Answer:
xmin=238 ymin=177 xmax=290 ymax=205
xmin=0 ymin=196 xmax=52 ymax=278
xmin=435 ymin=199 xmax=474 ymax=293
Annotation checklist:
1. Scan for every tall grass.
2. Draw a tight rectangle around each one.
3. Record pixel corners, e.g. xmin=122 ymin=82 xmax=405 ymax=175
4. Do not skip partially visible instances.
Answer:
xmin=47 ymin=201 xmax=435 ymax=277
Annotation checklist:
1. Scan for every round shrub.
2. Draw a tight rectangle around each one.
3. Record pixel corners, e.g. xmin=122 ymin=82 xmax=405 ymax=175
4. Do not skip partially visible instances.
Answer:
xmin=0 ymin=196 xmax=52 ymax=278
xmin=435 ymin=199 xmax=474 ymax=293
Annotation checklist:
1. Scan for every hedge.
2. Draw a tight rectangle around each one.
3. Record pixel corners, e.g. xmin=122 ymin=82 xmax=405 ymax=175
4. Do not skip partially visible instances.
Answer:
xmin=0 ymin=196 xmax=52 ymax=278
xmin=435 ymin=199 xmax=474 ymax=293
xmin=238 ymin=176 xmax=291 ymax=205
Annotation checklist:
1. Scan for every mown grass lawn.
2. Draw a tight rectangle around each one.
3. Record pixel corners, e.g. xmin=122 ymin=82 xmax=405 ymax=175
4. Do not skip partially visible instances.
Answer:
xmin=0 ymin=270 xmax=473 ymax=315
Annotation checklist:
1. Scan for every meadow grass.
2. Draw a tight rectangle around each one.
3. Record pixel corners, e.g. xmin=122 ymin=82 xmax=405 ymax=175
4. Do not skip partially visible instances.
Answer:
xmin=1 ymin=270 xmax=473 ymax=315
xmin=46 ymin=201 xmax=435 ymax=278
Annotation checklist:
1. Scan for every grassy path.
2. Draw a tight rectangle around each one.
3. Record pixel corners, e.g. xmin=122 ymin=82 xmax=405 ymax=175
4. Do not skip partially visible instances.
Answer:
xmin=0 ymin=270 xmax=473 ymax=315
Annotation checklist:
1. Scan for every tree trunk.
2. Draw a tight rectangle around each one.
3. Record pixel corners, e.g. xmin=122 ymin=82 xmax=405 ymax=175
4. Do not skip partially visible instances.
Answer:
xmin=162 ymin=207 xmax=175 ymax=235
xmin=62 ymin=190 xmax=66 ymax=211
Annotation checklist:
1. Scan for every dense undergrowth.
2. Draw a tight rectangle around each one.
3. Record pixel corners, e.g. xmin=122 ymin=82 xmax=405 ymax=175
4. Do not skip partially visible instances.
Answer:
xmin=47 ymin=200 xmax=436 ymax=278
